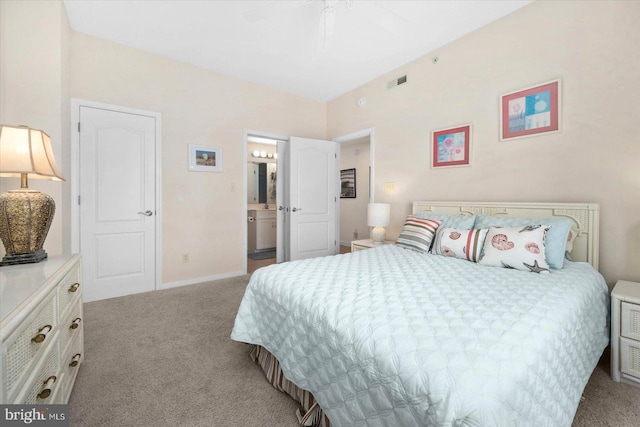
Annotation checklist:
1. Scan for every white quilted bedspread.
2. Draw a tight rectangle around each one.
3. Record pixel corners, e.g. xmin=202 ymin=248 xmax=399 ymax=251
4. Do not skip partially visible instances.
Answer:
xmin=231 ymin=245 xmax=609 ymax=427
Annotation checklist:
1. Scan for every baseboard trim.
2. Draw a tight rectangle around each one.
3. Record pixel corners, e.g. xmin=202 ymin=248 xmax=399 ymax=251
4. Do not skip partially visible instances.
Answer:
xmin=160 ymin=271 xmax=246 ymax=290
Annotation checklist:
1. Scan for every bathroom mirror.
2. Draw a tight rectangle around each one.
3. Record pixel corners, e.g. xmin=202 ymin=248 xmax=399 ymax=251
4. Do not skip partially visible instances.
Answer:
xmin=247 ymin=162 xmax=276 ymax=205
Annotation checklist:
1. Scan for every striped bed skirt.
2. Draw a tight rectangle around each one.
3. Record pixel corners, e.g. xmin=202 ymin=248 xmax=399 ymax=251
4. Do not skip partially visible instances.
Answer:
xmin=249 ymin=344 xmax=331 ymax=427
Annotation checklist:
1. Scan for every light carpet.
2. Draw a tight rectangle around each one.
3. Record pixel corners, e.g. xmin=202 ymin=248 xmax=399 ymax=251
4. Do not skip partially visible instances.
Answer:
xmin=69 ymin=275 xmax=640 ymax=426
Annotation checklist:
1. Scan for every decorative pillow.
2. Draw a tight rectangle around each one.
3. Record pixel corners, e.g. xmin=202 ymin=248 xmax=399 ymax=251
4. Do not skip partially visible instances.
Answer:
xmin=395 ymin=216 xmax=441 ymax=254
xmin=431 ymin=226 xmax=488 ymax=262
xmin=474 ymin=214 xmax=572 ymax=269
xmin=478 ymin=226 xmax=551 ymax=273
xmin=415 ymin=212 xmax=476 ymax=230
xmin=565 ymin=228 xmax=579 ymax=261
xmin=432 ymin=227 xmax=488 ymax=262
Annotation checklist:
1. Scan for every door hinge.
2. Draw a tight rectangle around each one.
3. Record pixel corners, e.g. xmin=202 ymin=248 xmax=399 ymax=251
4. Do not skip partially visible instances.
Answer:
xmin=77 ymin=195 xmax=81 ymax=205
xmin=77 ymin=122 xmax=80 ymax=132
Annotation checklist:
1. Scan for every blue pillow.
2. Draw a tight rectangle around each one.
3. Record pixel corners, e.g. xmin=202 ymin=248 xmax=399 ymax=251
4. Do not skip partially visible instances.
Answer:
xmin=414 ymin=213 xmax=476 ymax=230
xmin=474 ymin=214 xmax=572 ymax=269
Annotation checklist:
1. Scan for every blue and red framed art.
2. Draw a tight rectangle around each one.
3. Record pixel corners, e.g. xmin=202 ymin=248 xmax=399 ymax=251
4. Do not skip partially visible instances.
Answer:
xmin=500 ymin=79 xmax=561 ymax=141
xmin=431 ymin=124 xmax=471 ymax=168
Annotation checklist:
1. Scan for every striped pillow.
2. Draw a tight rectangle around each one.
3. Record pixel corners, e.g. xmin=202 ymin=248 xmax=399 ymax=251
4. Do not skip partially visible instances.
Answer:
xmin=395 ymin=216 xmax=441 ymax=253
xmin=432 ymin=227 xmax=488 ymax=262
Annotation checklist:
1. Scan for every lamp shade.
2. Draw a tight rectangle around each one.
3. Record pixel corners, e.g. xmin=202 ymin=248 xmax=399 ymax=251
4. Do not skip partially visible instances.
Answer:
xmin=367 ymin=203 xmax=390 ymax=227
xmin=0 ymin=125 xmax=65 ymax=181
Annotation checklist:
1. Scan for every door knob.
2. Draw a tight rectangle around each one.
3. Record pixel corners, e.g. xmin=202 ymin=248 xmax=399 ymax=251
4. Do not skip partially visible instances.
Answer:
xmin=292 ymin=207 xmax=302 ymax=212
xmin=138 ymin=210 xmax=153 ymax=216
xmin=278 ymin=206 xmax=285 ymax=210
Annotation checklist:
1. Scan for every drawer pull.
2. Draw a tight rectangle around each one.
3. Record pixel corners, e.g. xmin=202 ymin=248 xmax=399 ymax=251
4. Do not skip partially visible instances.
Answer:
xmin=69 ymin=318 xmax=82 ymax=330
xmin=68 ymin=282 xmax=80 ymax=293
xmin=37 ymin=376 xmax=57 ymax=399
xmin=31 ymin=325 xmax=53 ymax=343
xmin=69 ymin=353 xmax=82 ymax=367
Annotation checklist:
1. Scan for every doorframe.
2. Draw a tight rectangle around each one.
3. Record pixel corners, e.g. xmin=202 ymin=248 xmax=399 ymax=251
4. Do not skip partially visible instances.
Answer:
xmin=70 ymin=98 xmax=163 ymax=289
xmin=242 ymin=129 xmax=289 ymax=274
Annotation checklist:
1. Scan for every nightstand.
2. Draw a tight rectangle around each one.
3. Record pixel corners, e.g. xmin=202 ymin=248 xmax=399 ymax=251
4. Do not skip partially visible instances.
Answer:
xmin=350 ymin=239 xmax=394 ymax=252
xmin=611 ymin=280 xmax=640 ymax=388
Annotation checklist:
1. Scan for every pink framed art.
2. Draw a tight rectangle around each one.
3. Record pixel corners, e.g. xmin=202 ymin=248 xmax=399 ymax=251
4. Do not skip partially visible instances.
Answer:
xmin=431 ymin=124 xmax=471 ymax=168
xmin=500 ymin=79 xmax=561 ymax=141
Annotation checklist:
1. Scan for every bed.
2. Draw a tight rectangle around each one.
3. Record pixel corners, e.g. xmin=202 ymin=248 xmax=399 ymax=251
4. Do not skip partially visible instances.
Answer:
xmin=231 ymin=201 xmax=609 ymax=426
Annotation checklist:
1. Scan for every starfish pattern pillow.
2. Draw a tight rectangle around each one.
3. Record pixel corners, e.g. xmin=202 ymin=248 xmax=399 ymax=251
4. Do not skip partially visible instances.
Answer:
xmin=478 ymin=225 xmax=551 ymax=273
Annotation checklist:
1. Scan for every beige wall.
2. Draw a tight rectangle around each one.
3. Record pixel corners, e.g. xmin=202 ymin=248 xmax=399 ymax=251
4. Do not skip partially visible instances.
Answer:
xmin=3 ymin=0 xmax=637 ymax=289
xmin=70 ymin=32 xmax=326 ymax=284
xmin=0 ymin=0 xmax=71 ymax=258
xmin=327 ymin=0 xmax=640 ymax=287
xmin=340 ymin=138 xmax=370 ymax=244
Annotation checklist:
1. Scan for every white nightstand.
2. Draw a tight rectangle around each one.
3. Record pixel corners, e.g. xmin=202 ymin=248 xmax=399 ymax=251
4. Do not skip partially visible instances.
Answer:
xmin=350 ymin=239 xmax=394 ymax=252
xmin=611 ymin=280 xmax=640 ymax=388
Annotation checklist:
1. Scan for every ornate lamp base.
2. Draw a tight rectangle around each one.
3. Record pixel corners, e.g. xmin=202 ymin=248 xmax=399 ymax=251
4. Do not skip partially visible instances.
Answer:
xmin=0 ymin=248 xmax=47 ymax=266
xmin=0 ymin=189 xmax=55 ymax=266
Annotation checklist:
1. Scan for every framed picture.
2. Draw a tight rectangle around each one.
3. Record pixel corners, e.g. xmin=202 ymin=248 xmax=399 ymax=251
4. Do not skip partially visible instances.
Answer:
xmin=500 ymin=79 xmax=561 ymax=141
xmin=188 ymin=144 xmax=222 ymax=172
xmin=431 ymin=124 xmax=471 ymax=168
xmin=340 ymin=168 xmax=356 ymax=198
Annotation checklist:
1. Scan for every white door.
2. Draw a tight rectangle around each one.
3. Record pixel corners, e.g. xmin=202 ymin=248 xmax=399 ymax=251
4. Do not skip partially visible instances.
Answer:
xmin=79 ymin=106 xmax=157 ymax=302
xmin=287 ymin=137 xmax=339 ymax=261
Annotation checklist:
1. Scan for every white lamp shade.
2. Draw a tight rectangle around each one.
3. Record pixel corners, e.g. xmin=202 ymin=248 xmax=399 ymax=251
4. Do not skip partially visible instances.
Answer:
xmin=0 ymin=125 xmax=65 ymax=181
xmin=367 ymin=203 xmax=390 ymax=227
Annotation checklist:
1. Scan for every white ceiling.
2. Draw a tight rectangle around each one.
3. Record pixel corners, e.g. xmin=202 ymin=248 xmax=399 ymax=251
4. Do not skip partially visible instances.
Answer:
xmin=63 ymin=0 xmax=533 ymax=103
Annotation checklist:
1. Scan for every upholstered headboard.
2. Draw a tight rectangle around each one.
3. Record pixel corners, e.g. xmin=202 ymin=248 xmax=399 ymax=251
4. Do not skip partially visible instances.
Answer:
xmin=412 ymin=201 xmax=600 ymax=270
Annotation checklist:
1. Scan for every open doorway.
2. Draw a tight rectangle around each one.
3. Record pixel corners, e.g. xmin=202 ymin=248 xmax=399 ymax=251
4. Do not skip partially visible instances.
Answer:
xmin=244 ymin=131 xmax=346 ymax=273
xmin=244 ymin=133 xmax=286 ymax=274
xmin=334 ymin=129 xmax=374 ymax=250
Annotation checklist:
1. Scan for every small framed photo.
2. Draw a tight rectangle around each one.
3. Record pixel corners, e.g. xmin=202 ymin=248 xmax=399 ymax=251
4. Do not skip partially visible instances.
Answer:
xmin=188 ymin=144 xmax=222 ymax=172
xmin=500 ymin=79 xmax=561 ymax=141
xmin=340 ymin=168 xmax=356 ymax=198
xmin=431 ymin=124 xmax=471 ymax=168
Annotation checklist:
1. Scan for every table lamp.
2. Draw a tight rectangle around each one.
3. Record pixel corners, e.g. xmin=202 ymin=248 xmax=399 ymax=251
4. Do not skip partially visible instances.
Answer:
xmin=367 ymin=203 xmax=390 ymax=244
xmin=0 ymin=125 xmax=65 ymax=266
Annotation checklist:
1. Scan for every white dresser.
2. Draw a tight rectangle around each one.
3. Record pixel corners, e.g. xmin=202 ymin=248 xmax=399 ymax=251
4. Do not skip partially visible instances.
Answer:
xmin=0 ymin=254 xmax=83 ymax=404
xmin=611 ymin=279 xmax=640 ymax=388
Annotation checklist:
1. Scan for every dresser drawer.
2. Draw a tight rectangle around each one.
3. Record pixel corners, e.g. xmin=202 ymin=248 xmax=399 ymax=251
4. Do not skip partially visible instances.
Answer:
xmin=57 ymin=265 xmax=81 ymax=319
xmin=3 ymin=291 xmax=57 ymax=398
xmin=60 ymin=301 xmax=83 ymax=356
xmin=17 ymin=335 xmax=61 ymax=404
xmin=620 ymin=336 xmax=640 ymax=382
xmin=621 ymin=302 xmax=640 ymax=341
xmin=60 ymin=333 xmax=83 ymax=402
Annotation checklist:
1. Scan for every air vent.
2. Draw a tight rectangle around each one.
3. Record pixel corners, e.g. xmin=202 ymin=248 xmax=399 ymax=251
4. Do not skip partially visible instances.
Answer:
xmin=387 ymin=75 xmax=407 ymax=89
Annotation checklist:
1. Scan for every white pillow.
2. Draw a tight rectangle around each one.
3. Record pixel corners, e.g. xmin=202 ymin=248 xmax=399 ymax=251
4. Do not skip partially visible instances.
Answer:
xmin=478 ymin=225 xmax=551 ymax=273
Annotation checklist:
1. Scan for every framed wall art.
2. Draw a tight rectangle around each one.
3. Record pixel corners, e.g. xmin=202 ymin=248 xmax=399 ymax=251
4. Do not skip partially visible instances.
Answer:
xmin=500 ymin=79 xmax=561 ymax=141
xmin=340 ymin=168 xmax=356 ymax=198
xmin=432 ymin=124 xmax=471 ymax=168
xmin=188 ymin=144 xmax=222 ymax=172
